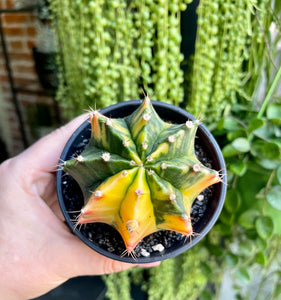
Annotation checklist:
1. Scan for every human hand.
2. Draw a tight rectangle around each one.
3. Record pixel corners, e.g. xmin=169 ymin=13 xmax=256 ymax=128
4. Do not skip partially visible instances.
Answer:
xmin=0 ymin=115 xmax=159 ymax=300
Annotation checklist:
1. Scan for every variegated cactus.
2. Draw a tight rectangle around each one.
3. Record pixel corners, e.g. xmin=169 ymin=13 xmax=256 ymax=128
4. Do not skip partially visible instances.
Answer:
xmin=63 ymin=97 xmax=222 ymax=255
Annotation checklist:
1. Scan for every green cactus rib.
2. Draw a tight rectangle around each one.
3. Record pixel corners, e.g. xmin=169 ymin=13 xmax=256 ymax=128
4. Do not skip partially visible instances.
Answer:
xmin=64 ymin=97 xmax=221 ymax=254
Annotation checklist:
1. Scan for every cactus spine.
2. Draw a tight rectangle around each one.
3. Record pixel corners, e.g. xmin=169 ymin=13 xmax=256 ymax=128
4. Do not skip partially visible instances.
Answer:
xmin=64 ymin=98 xmax=221 ymax=255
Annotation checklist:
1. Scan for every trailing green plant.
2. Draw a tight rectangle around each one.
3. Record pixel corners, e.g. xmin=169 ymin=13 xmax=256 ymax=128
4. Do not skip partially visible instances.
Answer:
xmin=187 ymin=0 xmax=273 ymax=121
xmin=63 ymin=97 xmax=221 ymax=255
xmin=49 ymin=0 xmax=192 ymax=116
xmin=49 ymin=0 xmax=277 ymax=120
xmin=103 ymin=244 xmax=211 ymax=300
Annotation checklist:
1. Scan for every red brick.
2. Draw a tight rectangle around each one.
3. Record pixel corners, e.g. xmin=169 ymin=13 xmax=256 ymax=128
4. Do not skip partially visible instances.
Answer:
xmin=1 ymin=84 xmax=11 ymax=92
xmin=14 ymin=64 xmax=35 ymax=72
xmin=13 ymin=77 xmax=37 ymax=85
xmin=3 ymin=27 xmax=24 ymax=35
xmin=0 ymin=0 xmax=14 ymax=9
xmin=0 ymin=63 xmax=8 ymax=73
xmin=27 ymin=26 xmax=36 ymax=37
xmin=9 ymin=52 xmax=33 ymax=61
xmin=9 ymin=40 xmax=23 ymax=50
xmin=10 ymin=124 xmax=22 ymax=134
xmin=5 ymin=0 xmax=15 ymax=9
xmin=3 ymin=14 xmax=27 ymax=24
xmin=6 ymin=106 xmax=17 ymax=115
xmin=27 ymin=40 xmax=35 ymax=49
xmin=0 ymin=6 xmax=58 ymax=156
xmin=0 ymin=74 xmax=8 ymax=81
xmin=28 ymin=15 xmax=36 ymax=22
xmin=8 ymin=114 xmax=17 ymax=122
xmin=0 ymin=92 xmax=12 ymax=103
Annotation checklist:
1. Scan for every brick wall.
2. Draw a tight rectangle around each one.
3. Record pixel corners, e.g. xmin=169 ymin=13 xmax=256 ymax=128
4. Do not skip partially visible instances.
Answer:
xmin=0 ymin=0 xmax=61 ymax=159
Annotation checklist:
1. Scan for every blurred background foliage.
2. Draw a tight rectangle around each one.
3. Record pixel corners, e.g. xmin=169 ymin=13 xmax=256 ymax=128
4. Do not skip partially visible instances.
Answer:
xmin=48 ymin=0 xmax=281 ymax=299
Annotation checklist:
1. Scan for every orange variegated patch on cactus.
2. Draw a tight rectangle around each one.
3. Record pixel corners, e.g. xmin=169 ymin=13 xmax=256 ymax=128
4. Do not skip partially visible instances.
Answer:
xmin=64 ymin=97 xmax=222 ymax=255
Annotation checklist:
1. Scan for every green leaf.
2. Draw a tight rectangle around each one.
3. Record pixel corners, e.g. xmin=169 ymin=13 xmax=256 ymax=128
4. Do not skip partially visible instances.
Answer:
xmin=236 ymin=267 xmax=250 ymax=284
xmin=252 ymin=140 xmax=281 ymax=160
xmin=229 ymin=160 xmax=247 ymax=176
xmin=254 ymin=123 xmax=275 ymax=140
xmin=277 ymin=165 xmax=281 ymax=184
xmin=246 ymin=160 xmax=272 ymax=175
xmin=255 ymin=216 xmax=274 ymax=240
xmin=223 ymin=117 xmax=242 ymax=131
xmin=266 ymin=185 xmax=281 ymax=210
xmin=274 ymin=126 xmax=281 ymax=138
xmin=274 ymin=270 xmax=281 ymax=277
xmin=233 ymin=284 xmax=241 ymax=290
xmin=254 ymin=251 xmax=267 ymax=266
xmin=251 ymin=140 xmax=265 ymax=157
xmin=200 ymin=262 xmax=212 ymax=276
xmin=236 ymin=294 xmax=243 ymax=300
xmin=222 ymin=144 xmax=241 ymax=157
xmin=216 ymin=118 xmax=225 ymax=131
xmin=227 ymin=129 xmax=247 ymax=142
xmin=200 ymin=290 xmax=213 ymax=300
xmin=225 ymin=189 xmax=241 ymax=213
xmin=256 ymin=157 xmax=281 ymax=170
xmin=208 ymin=245 xmax=223 ymax=257
xmin=263 ymin=143 xmax=281 ymax=160
xmin=274 ymin=284 xmax=281 ymax=298
xmin=267 ymin=104 xmax=281 ymax=126
xmin=245 ymin=228 xmax=258 ymax=240
xmin=255 ymin=237 xmax=267 ymax=251
xmin=275 ymin=0 xmax=281 ymax=15
xmin=238 ymin=209 xmax=260 ymax=229
xmin=238 ymin=241 xmax=254 ymax=256
xmin=272 ymin=138 xmax=281 ymax=147
xmin=219 ymin=209 xmax=234 ymax=225
xmin=248 ymin=118 xmax=264 ymax=133
xmin=225 ymin=253 xmax=239 ymax=266
xmin=216 ymin=223 xmax=232 ymax=235
xmin=208 ymin=225 xmax=222 ymax=244
xmin=264 ymin=210 xmax=281 ymax=234
xmin=232 ymin=138 xmax=251 ymax=153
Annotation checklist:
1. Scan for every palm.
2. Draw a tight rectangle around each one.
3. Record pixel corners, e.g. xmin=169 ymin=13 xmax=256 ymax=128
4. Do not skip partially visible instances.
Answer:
xmin=0 ymin=115 xmax=157 ymax=300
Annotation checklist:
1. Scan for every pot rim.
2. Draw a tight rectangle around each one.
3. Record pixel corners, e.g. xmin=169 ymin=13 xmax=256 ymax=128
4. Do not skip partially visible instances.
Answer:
xmin=56 ymin=100 xmax=227 ymax=263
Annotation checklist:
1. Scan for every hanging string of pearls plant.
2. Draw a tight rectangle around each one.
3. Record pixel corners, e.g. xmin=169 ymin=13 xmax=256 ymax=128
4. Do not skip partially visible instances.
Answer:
xmin=49 ymin=0 xmax=192 ymax=116
xmin=189 ymin=0 xmax=271 ymax=121
xmin=49 ymin=0 xmax=271 ymax=122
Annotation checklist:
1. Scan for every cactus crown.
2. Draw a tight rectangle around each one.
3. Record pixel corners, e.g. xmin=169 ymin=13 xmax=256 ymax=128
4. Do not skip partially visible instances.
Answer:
xmin=63 ymin=97 xmax=221 ymax=255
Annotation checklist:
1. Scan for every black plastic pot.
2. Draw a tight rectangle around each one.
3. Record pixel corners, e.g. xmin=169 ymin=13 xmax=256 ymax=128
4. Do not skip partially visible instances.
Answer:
xmin=56 ymin=100 xmax=227 ymax=264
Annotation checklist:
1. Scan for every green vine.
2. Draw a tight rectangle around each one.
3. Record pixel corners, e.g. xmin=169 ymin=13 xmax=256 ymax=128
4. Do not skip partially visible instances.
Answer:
xmin=187 ymin=0 xmax=272 ymax=122
xmin=49 ymin=0 xmax=192 ymax=116
xmin=103 ymin=245 xmax=210 ymax=300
